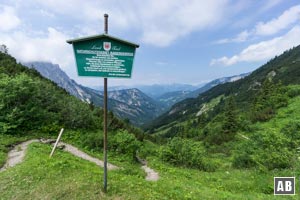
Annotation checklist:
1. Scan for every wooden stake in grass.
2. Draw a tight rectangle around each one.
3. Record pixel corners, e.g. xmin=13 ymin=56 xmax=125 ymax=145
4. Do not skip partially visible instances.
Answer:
xmin=50 ymin=128 xmax=64 ymax=158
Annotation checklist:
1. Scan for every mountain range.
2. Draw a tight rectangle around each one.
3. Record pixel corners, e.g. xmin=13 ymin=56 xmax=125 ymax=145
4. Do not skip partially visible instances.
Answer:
xmin=24 ymin=61 xmax=250 ymax=126
xmin=24 ymin=62 xmax=166 ymax=126
xmin=93 ymin=83 xmax=200 ymax=98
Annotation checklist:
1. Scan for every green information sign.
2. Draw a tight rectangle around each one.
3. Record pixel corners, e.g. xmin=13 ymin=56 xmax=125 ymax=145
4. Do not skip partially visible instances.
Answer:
xmin=67 ymin=34 xmax=139 ymax=78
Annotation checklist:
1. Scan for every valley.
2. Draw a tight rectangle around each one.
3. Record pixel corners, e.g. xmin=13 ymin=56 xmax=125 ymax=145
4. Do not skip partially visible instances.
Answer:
xmin=1 ymin=1 xmax=300 ymax=198
xmin=1 ymin=43 xmax=300 ymax=199
xmin=24 ymin=62 xmax=248 ymax=126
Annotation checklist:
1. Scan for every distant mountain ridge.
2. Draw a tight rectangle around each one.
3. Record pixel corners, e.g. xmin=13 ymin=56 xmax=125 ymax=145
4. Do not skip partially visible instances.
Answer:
xmin=136 ymin=84 xmax=199 ymax=98
xmin=24 ymin=62 xmax=166 ymax=126
xmin=95 ymin=74 xmax=249 ymax=109
xmin=24 ymin=62 xmax=92 ymax=102
xmin=186 ymin=72 xmax=250 ymax=98
xmin=157 ymin=73 xmax=250 ymax=108
xmin=94 ymin=84 xmax=200 ymax=98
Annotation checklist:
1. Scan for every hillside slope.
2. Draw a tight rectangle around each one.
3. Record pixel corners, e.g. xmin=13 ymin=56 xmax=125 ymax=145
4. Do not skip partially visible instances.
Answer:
xmin=0 ymin=52 xmax=139 ymax=135
xmin=147 ymin=45 xmax=300 ymax=130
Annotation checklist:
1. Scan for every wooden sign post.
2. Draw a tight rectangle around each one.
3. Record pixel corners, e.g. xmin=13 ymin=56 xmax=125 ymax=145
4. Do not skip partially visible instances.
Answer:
xmin=67 ymin=14 xmax=139 ymax=193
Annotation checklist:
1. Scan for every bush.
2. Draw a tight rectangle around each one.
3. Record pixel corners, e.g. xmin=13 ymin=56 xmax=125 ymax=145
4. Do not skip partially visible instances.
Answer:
xmin=232 ymin=153 xmax=256 ymax=169
xmin=253 ymin=131 xmax=294 ymax=169
xmin=159 ymin=137 xmax=218 ymax=171
xmin=287 ymin=85 xmax=300 ymax=98
xmin=204 ymin=122 xmax=224 ymax=145
xmin=232 ymin=131 xmax=295 ymax=170
xmin=109 ymin=130 xmax=140 ymax=159
xmin=39 ymin=124 xmax=61 ymax=135
xmin=138 ymin=140 xmax=159 ymax=158
xmin=281 ymin=121 xmax=300 ymax=148
xmin=81 ymin=131 xmax=103 ymax=151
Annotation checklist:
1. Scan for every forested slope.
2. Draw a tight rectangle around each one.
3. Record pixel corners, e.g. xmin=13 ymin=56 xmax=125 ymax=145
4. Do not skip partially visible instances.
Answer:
xmin=0 ymin=52 xmax=140 ymax=136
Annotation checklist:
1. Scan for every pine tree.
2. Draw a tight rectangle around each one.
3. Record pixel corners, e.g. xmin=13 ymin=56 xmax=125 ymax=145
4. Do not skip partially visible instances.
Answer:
xmin=251 ymin=78 xmax=288 ymax=122
xmin=197 ymin=113 xmax=208 ymax=128
xmin=221 ymin=95 xmax=238 ymax=142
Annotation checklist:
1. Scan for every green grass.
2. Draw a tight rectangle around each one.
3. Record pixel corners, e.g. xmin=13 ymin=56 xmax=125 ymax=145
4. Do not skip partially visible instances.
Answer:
xmin=240 ymin=95 xmax=300 ymax=139
xmin=3 ymin=93 xmax=300 ymax=199
xmin=153 ymin=95 xmax=224 ymax=137
xmin=0 ymin=141 xmax=297 ymax=199
xmin=0 ymin=143 xmax=109 ymax=199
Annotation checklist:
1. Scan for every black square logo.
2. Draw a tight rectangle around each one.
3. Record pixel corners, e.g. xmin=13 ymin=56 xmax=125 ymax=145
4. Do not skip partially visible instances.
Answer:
xmin=274 ymin=177 xmax=295 ymax=195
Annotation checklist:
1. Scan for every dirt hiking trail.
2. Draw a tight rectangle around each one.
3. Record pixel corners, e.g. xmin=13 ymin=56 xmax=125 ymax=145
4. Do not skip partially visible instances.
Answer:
xmin=0 ymin=139 xmax=159 ymax=181
xmin=0 ymin=139 xmax=118 ymax=172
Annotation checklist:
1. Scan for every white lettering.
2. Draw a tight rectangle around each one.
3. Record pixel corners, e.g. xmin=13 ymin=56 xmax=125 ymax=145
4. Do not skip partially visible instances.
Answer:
xmin=285 ymin=181 xmax=292 ymax=191
xmin=91 ymin=45 xmax=102 ymax=50
xmin=112 ymin=46 xmax=121 ymax=51
xmin=110 ymin=52 xmax=134 ymax=56
xmin=277 ymin=181 xmax=284 ymax=192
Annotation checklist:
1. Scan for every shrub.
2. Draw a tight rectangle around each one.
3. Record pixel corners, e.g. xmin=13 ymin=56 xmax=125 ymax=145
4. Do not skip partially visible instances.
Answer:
xmin=281 ymin=121 xmax=300 ymax=148
xmin=232 ymin=153 xmax=256 ymax=169
xmin=109 ymin=130 xmax=140 ymax=159
xmin=287 ymin=85 xmax=300 ymax=98
xmin=159 ymin=137 xmax=218 ymax=171
xmin=39 ymin=123 xmax=61 ymax=135
xmin=138 ymin=140 xmax=159 ymax=158
xmin=81 ymin=131 xmax=103 ymax=151
xmin=232 ymin=131 xmax=295 ymax=170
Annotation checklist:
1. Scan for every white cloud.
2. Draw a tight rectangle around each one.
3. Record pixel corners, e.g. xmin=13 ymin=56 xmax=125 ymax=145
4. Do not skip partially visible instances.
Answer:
xmin=138 ymin=0 xmax=230 ymax=46
xmin=211 ymin=26 xmax=300 ymax=66
xmin=255 ymin=5 xmax=300 ymax=36
xmin=215 ymin=30 xmax=251 ymax=44
xmin=32 ymin=0 xmax=230 ymax=47
xmin=0 ymin=6 xmax=21 ymax=31
xmin=0 ymin=27 xmax=73 ymax=70
xmin=217 ymin=4 xmax=300 ymax=44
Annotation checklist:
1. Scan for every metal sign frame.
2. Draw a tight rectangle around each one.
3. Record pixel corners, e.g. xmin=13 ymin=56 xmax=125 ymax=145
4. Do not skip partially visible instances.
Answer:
xmin=67 ymin=34 xmax=139 ymax=78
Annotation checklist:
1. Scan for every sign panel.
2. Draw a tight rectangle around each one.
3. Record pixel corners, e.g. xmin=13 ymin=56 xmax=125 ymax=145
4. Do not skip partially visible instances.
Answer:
xmin=72 ymin=37 xmax=136 ymax=78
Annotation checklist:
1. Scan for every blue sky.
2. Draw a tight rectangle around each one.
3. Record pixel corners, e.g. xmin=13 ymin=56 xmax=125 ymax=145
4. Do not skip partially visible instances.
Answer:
xmin=1 ymin=0 xmax=300 ymax=87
